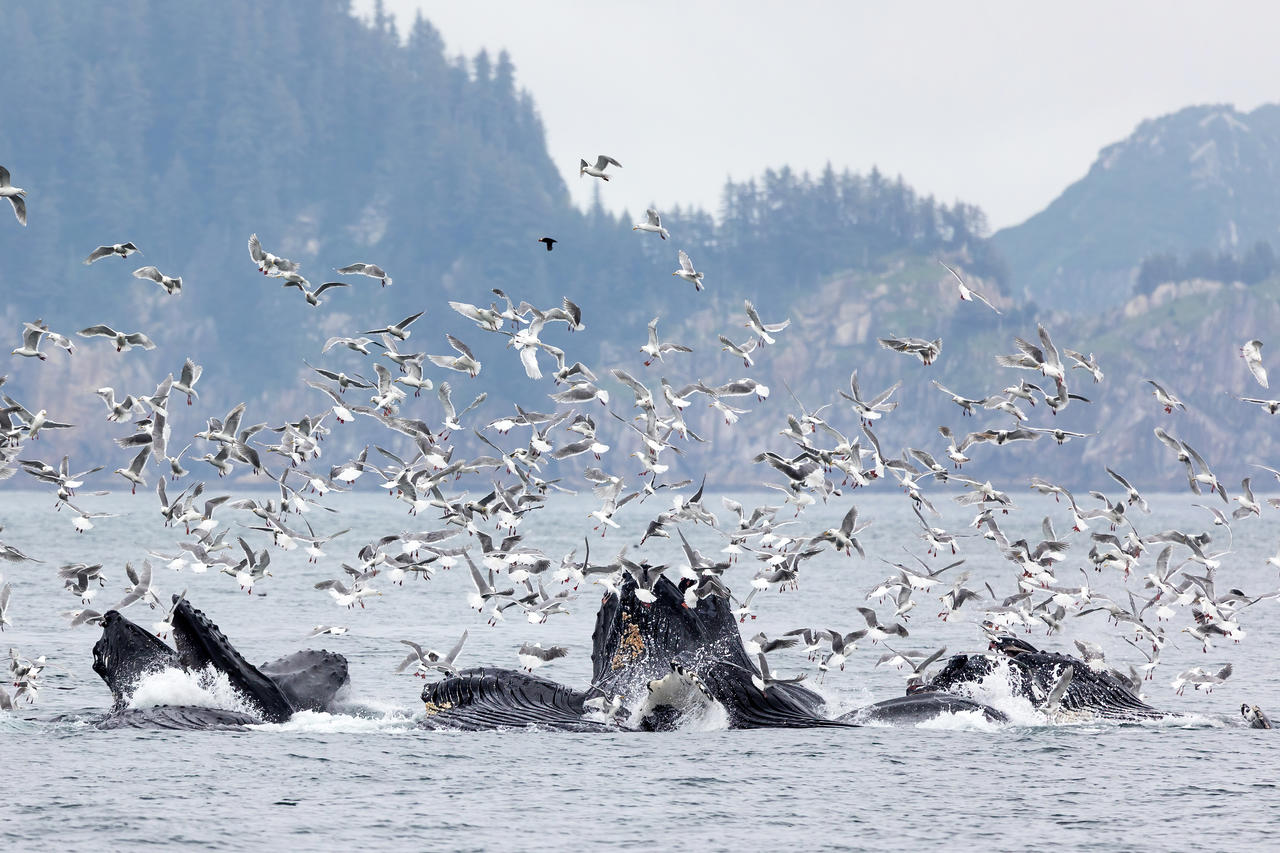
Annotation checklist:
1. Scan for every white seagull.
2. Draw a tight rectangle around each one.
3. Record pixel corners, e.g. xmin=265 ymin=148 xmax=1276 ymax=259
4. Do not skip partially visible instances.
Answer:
xmin=0 ymin=166 xmax=26 ymax=226
xmin=336 ymin=262 xmax=392 ymax=288
xmin=672 ymin=250 xmax=704 ymax=291
xmin=939 ymin=260 xmax=1000 ymax=313
xmin=1241 ymin=339 xmax=1268 ymax=389
xmin=132 ymin=266 xmax=183 ymax=295
xmin=84 ymin=242 xmax=140 ymax=264
xmin=579 ymin=154 xmax=622 ymax=180
xmin=632 ymin=208 xmax=669 ymax=240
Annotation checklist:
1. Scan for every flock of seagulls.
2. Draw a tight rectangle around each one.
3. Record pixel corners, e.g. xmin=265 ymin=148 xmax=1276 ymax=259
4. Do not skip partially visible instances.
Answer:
xmin=0 ymin=154 xmax=1277 ymax=721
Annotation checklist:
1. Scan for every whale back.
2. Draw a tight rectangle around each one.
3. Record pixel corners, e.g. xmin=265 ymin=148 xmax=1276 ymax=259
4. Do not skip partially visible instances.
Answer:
xmin=419 ymin=668 xmax=614 ymax=732
xmin=259 ymin=649 xmax=350 ymax=713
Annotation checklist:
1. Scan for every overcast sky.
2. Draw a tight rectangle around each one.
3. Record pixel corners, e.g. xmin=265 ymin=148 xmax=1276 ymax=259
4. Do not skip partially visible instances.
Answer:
xmin=364 ymin=1 xmax=1280 ymax=231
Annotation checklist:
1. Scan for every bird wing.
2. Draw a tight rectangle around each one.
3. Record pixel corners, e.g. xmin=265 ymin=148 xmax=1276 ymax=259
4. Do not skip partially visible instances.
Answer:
xmin=678 ymin=250 xmax=694 ymax=273
xmin=248 ymin=233 xmax=265 ymax=263
xmin=124 ymin=333 xmax=157 ymax=350
xmin=84 ymin=246 xmax=114 ymax=264
xmin=133 ymin=266 xmax=163 ymax=282
xmin=77 ymin=325 xmax=117 ymax=338
xmin=447 ymin=334 xmax=475 ymax=359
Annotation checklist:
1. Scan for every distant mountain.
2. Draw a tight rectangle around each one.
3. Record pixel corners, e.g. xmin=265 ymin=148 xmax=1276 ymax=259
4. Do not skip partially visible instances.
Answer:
xmin=994 ymin=103 xmax=1280 ymax=311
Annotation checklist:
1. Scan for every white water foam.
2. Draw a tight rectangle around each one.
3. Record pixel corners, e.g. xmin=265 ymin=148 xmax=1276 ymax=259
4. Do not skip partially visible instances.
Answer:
xmin=251 ymin=709 xmax=416 ymax=733
xmin=127 ymin=666 xmax=259 ymax=717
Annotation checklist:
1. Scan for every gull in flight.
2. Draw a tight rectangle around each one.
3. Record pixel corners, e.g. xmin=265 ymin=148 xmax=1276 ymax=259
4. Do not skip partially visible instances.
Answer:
xmin=641 ymin=317 xmax=691 ymax=366
xmin=1146 ymin=379 xmax=1186 ymax=414
xmin=939 ymin=260 xmax=1000 ymax=313
xmin=719 ymin=335 xmax=757 ymax=368
xmin=633 ymin=208 xmax=669 ymax=240
xmin=364 ymin=310 xmax=424 ymax=341
xmin=517 ymin=642 xmax=568 ymax=672
xmin=132 ymin=266 xmax=182 ymax=295
xmin=247 ymin=233 xmax=299 ymax=276
xmin=77 ymin=325 xmax=156 ymax=352
xmin=173 ymin=357 xmax=203 ymax=405
xmin=84 ymin=242 xmax=140 ymax=264
xmin=672 ymin=250 xmax=704 ymax=291
xmin=0 ymin=166 xmax=26 ymax=226
xmin=579 ymin=154 xmax=622 ymax=180
xmin=282 ymin=274 xmax=349 ymax=306
xmin=428 ymin=334 xmax=482 ymax=377
xmin=878 ymin=335 xmax=941 ymax=366
xmin=336 ymin=262 xmax=392 ymax=288
xmin=11 ymin=323 xmax=47 ymax=361
xmin=744 ymin=300 xmax=790 ymax=345
xmin=1241 ymin=339 xmax=1268 ymax=389
xmin=537 ymin=237 xmax=557 ymax=252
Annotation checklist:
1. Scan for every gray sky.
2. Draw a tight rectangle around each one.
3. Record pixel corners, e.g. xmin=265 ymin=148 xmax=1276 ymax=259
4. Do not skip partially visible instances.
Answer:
xmin=366 ymin=1 xmax=1280 ymax=231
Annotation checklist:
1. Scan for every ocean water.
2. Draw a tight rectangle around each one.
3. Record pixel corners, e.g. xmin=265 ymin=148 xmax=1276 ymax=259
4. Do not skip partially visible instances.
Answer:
xmin=2 ymin=488 xmax=1279 ymax=850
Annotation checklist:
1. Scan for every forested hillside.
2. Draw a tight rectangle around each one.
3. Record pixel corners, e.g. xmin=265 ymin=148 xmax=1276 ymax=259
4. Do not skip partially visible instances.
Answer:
xmin=0 ymin=0 xmax=1006 ymax=484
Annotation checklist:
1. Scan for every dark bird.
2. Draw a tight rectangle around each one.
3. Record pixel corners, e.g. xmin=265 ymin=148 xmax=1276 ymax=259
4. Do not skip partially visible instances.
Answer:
xmin=538 ymin=237 xmax=557 ymax=252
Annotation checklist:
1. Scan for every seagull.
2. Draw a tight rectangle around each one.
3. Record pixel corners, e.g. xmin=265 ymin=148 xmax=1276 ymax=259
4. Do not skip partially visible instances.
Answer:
xmin=282 ymin=275 xmax=349 ymax=306
xmin=517 ymin=642 xmax=568 ymax=672
xmin=1064 ymin=349 xmax=1104 ymax=383
xmin=579 ymin=154 xmax=622 ymax=180
xmin=428 ymin=334 xmax=482 ymax=378
xmin=1146 ymin=379 xmax=1186 ymax=413
xmin=1241 ymin=339 xmax=1268 ymax=389
xmin=641 ymin=317 xmax=692 ymax=366
xmin=449 ymin=300 xmax=504 ymax=332
xmin=815 ymin=504 xmax=870 ymax=557
xmin=309 ymin=625 xmax=348 ymax=637
xmin=929 ymin=380 xmax=989 ymax=416
xmin=840 ymin=370 xmax=900 ymax=421
xmin=633 ymin=208 xmax=669 ymax=240
xmin=364 ymin=310 xmax=424 ymax=341
xmin=939 ymin=260 xmax=1000 ymax=313
xmin=743 ymin=300 xmax=790 ymax=345
xmin=247 ymin=233 xmax=298 ymax=276
xmin=11 ymin=324 xmax=47 ymax=361
xmin=83 ymin=242 xmax=140 ymax=264
xmin=752 ymin=652 xmax=806 ymax=694
xmin=878 ymin=335 xmax=941 ymax=366
xmin=114 ymin=447 xmax=151 ymax=494
xmin=671 ymin=250 xmax=705 ymax=291
xmin=132 ymin=266 xmax=182 ymax=295
xmin=1171 ymin=663 xmax=1232 ymax=695
xmin=1238 ymin=395 xmax=1280 ymax=414
xmin=537 ymin=237 xmax=557 ymax=252
xmin=718 ymin=335 xmax=758 ymax=369
xmin=323 ymin=336 xmax=379 ymax=355
xmin=0 ymin=166 xmax=26 ymax=226
xmin=336 ymin=261 xmax=392 ymax=287
xmin=172 ymin=357 xmax=203 ymax=405
xmin=77 ymin=325 xmax=156 ymax=352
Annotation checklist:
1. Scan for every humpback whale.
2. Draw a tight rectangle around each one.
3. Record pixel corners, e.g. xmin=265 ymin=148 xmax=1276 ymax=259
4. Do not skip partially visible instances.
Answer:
xmin=88 ymin=586 xmax=1262 ymax=732
xmin=914 ymin=635 xmax=1171 ymax=722
xmin=89 ymin=597 xmax=350 ymax=729
xmin=420 ymin=574 xmax=1009 ymax=731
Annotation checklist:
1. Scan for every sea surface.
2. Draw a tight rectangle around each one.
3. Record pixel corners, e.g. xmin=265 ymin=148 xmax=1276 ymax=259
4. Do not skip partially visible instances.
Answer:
xmin=2 ymin=488 xmax=1279 ymax=851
